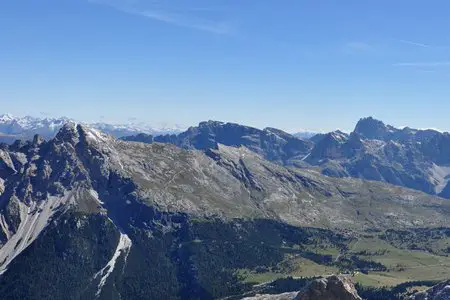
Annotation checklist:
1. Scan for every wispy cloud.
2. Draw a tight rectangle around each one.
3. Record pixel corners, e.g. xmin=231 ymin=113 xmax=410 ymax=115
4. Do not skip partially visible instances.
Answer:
xmin=393 ymin=61 xmax=450 ymax=67
xmin=396 ymin=39 xmax=450 ymax=50
xmin=137 ymin=9 xmax=232 ymax=34
xmin=89 ymin=0 xmax=234 ymax=35
xmin=398 ymin=39 xmax=430 ymax=48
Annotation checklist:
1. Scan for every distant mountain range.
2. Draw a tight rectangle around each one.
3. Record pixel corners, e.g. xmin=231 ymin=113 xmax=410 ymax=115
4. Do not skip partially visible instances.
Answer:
xmin=0 ymin=114 xmax=185 ymax=142
xmin=0 ymin=114 xmax=319 ymax=144
xmin=3 ymin=112 xmax=450 ymax=198
xmin=119 ymin=117 xmax=450 ymax=200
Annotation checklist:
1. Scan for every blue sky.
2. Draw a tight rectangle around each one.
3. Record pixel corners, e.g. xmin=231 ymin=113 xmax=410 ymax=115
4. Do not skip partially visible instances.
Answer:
xmin=1 ymin=0 xmax=450 ymax=132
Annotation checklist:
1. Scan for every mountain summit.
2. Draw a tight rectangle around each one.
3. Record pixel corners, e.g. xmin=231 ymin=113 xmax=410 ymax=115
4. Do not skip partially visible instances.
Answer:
xmin=304 ymin=117 xmax=450 ymax=198
xmin=354 ymin=117 xmax=392 ymax=140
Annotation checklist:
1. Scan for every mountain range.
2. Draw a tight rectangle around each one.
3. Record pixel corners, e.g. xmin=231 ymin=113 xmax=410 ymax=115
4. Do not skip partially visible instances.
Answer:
xmin=0 ymin=114 xmax=185 ymax=143
xmin=1 ymin=116 xmax=450 ymax=299
xmin=121 ymin=117 xmax=450 ymax=200
xmin=1 ymin=122 xmax=450 ymax=299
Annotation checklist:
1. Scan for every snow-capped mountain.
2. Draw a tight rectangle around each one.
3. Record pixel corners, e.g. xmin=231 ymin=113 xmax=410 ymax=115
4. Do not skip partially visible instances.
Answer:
xmin=91 ymin=121 xmax=186 ymax=137
xmin=0 ymin=114 xmax=185 ymax=142
xmin=0 ymin=114 xmax=71 ymax=136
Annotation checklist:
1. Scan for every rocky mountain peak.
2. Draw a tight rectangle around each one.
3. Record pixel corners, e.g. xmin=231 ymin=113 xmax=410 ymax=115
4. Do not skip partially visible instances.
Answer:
xmin=306 ymin=131 xmax=349 ymax=162
xmin=329 ymin=130 xmax=349 ymax=143
xmin=53 ymin=123 xmax=116 ymax=148
xmin=54 ymin=122 xmax=79 ymax=144
xmin=354 ymin=117 xmax=390 ymax=140
xmin=198 ymin=120 xmax=225 ymax=128
xmin=315 ymin=131 xmax=348 ymax=144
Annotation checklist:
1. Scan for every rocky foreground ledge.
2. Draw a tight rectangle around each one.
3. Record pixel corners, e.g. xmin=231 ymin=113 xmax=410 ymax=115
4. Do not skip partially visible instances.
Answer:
xmin=243 ymin=275 xmax=362 ymax=300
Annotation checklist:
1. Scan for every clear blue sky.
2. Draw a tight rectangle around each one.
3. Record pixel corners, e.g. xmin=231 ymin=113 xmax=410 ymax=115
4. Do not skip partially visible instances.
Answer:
xmin=1 ymin=0 xmax=450 ymax=132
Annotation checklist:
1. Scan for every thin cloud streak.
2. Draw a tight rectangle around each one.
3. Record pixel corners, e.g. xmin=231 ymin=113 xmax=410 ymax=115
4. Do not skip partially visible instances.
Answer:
xmin=89 ymin=0 xmax=234 ymax=35
xmin=398 ymin=39 xmax=430 ymax=48
xmin=139 ymin=10 xmax=232 ymax=34
xmin=397 ymin=39 xmax=450 ymax=50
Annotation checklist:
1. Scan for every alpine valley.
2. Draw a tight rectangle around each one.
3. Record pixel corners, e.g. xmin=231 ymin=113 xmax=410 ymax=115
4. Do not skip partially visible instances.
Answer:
xmin=1 ymin=116 xmax=450 ymax=299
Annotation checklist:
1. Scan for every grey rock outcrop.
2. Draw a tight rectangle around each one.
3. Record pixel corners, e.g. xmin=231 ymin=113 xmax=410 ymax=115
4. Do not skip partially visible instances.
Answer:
xmin=295 ymin=275 xmax=362 ymax=300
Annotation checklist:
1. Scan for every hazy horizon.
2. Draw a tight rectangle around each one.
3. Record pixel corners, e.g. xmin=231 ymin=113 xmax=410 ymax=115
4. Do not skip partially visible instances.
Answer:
xmin=1 ymin=112 xmax=448 ymax=135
